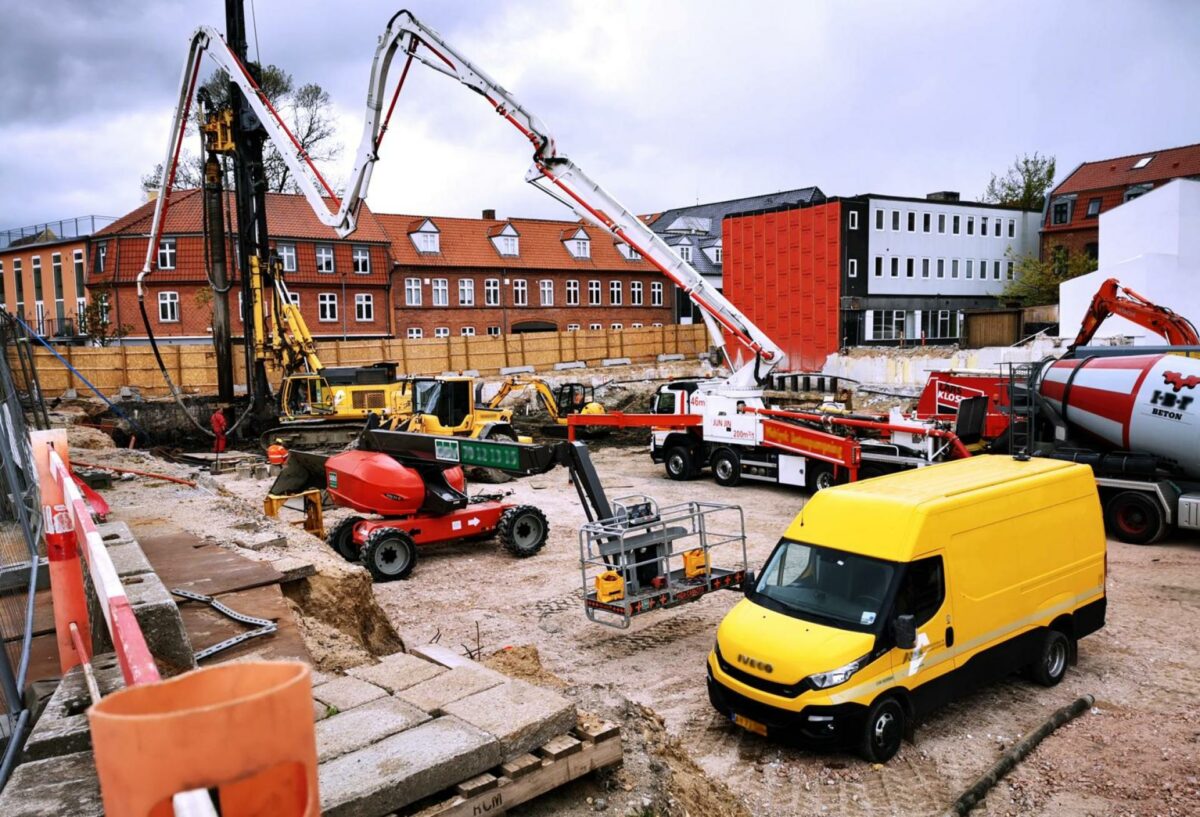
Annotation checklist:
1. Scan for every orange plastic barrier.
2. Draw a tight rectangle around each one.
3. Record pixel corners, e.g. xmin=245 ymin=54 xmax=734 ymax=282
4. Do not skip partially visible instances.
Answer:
xmin=89 ymin=661 xmax=319 ymax=817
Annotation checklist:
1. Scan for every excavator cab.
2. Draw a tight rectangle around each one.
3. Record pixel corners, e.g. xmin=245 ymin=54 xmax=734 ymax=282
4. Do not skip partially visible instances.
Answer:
xmin=280 ymin=373 xmax=335 ymax=419
xmin=410 ymin=377 xmax=475 ymax=433
xmin=556 ymin=383 xmax=594 ymax=415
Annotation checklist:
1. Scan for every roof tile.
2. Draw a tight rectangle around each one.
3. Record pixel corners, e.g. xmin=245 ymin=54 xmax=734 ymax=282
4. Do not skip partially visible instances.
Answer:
xmin=1053 ymin=142 xmax=1200 ymax=196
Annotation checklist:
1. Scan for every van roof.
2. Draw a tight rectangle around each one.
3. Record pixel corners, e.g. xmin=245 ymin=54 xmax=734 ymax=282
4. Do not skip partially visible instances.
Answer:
xmin=786 ymin=456 xmax=1088 ymax=562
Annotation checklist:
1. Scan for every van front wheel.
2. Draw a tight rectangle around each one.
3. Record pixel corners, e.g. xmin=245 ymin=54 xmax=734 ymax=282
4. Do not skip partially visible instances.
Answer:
xmin=859 ymin=696 xmax=905 ymax=763
xmin=1029 ymin=630 xmax=1071 ymax=687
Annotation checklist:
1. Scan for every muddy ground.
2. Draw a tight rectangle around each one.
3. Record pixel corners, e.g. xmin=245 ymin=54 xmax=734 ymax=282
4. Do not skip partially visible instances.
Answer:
xmin=75 ymin=419 xmax=1200 ymax=817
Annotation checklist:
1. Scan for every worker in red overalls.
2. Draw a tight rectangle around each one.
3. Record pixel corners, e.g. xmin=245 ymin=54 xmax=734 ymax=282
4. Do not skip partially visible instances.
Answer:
xmin=211 ymin=408 xmax=228 ymax=454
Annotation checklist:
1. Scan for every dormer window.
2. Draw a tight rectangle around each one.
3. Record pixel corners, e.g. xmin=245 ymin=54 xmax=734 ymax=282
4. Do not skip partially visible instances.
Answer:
xmin=703 ymin=239 xmax=723 ymax=265
xmin=489 ymin=223 xmax=520 ymax=256
xmin=617 ymin=242 xmax=641 ymax=261
xmin=410 ymin=219 xmax=440 ymax=254
xmin=563 ymin=227 xmax=590 ymax=258
xmin=676 ymin=238 xmax=693 ymax=263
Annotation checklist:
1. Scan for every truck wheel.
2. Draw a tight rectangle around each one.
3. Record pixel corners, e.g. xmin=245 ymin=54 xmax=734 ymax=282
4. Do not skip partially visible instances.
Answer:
xmin=859 ymin=696 xmax=905 ymax=763
xmin=1105 ymin=491 xmax=1165 ymax=545
xmin=362 ymin=528 xmax=417 ymax=581
xmin=712 ymin=449 xmax=741 ymax=487
xmin=807 ymin=463 xmax=837 ymax=492
xmin=665 ymin=446 xmax=697 ymax=481
xmin=498 ymin=505 xmax=548 ymax=557
xmin=326 ymin=515 xmax=365 ymax=562
xmin=1029 ymin=629 xmax=1071 ymax=687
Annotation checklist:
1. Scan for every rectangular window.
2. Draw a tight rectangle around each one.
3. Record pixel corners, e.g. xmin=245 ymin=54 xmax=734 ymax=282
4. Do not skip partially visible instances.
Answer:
xmin=921 ymin=258 xmax=930 ymax=278
xmin=952 ymin=215 xmax=960 ymax=234
xmin=415 ymin=232 xmax=439 ymax=253
xmin=157 ymin=238 xmax=176 ymax=269
xmin=461 ymin=326 xmax=475 ymax=336
xmin=937 ymin=258 xmax=945 ymax=278
xmin=994 ymin=218 xmax=1002 ymax=237
xmin=678 ymin=244 xmax=692 ymax=262
xmin=965 ymin=259 xmax=973 ymax=279
xmin=713 ymin=246 xmax=722 ymax=264
xmin=609 ymin=280 xmax=622 ymax=305
xmin=405 ymin=277 xmax=422 ymax=306
xmin=318 ymin=293 xmax=338 ymax=322
xmin=354 ymin=293 xmax=374 ymax=322
xmin=407 ymin=327 xmax=423 ymax=339
xmin=0 ymin=260 xmax=5 ymax=309
xmin=1007 ymin=219 xmax=1015 ymax=238
xmin=1007 ymin=261 xmax=1015 ymax=280
xmin=574 ymin=239 xmax=591 ymax=258
xmin=95 ymin=243 xmax=107 ymax=273
xmin=951 ymin=259 xmax=959 ymax=278
xmin=907 ymin=211 xmax=916 ymax=232
xmin=277 ymin=242 xmax=296 ymax=272
xmin=651 ymin=281 xmax=663 ymax=307
xmin=906 ymin=257 xmax=915 ymax=278
xmin=966 ymin=216 xmax=974 ymax=236
xmin=52 ymin=252 xmax=64 ymax=299
xmin=588 ymin=280 xmax=601 ymax=306
xmin=352 ymin=246 xmax=370 ymax=274
xmin=610 ymin=323 xmax=623 ymax=331
xmin=458 ymin=278 xmax=474 ymax=306
xmin=1086 ymin=198 xmax=1102 ymax=218
xmin=432 ymin=278 xmax=448 ymax=306
xmin=980 ymin=259 xmax=988 ymax=280
xmin=484 ymin=278 xmax=499 ymax=306
xmin=288 ymin=292 xmax=300 ymax=307
xmin=871 ymin=309 xmax=907 ymax=340
xmin=874 ymin=256 xmax=883 ymax=277
xmin=487 ymin=325 xmax=501 ymax=336
xmin=938 ymin=213 xmax=946 ymax=234
xmin=500 ymin=236 xmax=518 ymax=256
xmin=13 ymin=259 xmax=24 ymax=314
xmin=567 ymin=323 xmax=580 ymax=332
xmin=875 ymin=209 xmax=884 ymax=230
xmin=923 ymin=213 xmax=931 ymax=233
xmin=891 ymin=210 xmax=900 ymax=231
xmin=631 ymin=281 xmax=644 ymax=305
xmin=73 ymin=249 xmax=85 ymax=296
xmin=32 ymin=257 xmax=43 ymax=301
xmin=980 ymin=216 xmax=988 ymax=236
xmin=993 ymin=260 xmax=1002 ymax=280
xmin=566 ymin=280 xmax=580 ymax=306
xmin=513 ymin=279 xmax=528 ymax=306
xmin=539 ymin=279 xmax=554 ymax=306
xmin=848 ymin=259 xmax=858 ymax=278
xmin=890 ymin=257 xmax=899 ymax=277
xmin=316 ymin=244 xmax=335 ymax=273
xmin=589 ymin=323 xmax=602 ymax=331
xmin=632 ymin=322 xmax=643 ymax=329
xmin=158 ymin=291 xmax=179 ymax=323
xmin=1051 ymin=201 xmax=1071 ymax=225
xmin=434 ymin=326 xmax=449 ymax=338
xmin=848 ymin=210 xmax=859 ymax=230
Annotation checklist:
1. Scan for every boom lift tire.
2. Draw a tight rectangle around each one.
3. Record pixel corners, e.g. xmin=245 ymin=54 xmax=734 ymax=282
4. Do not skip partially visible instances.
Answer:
xmin=712 ymin=448 xmax=742 ymax=487
xmin=472 ymin=429 xmax=517 ymax=484
xmin=1029 ymin=629 xmax=1071 ymax=687
xmin=363 ymin=527 xmax=418 ymax=581
xmin=859 ymin=696 xmax=905 ymax=763
xmin=498 ymin=505 xmax=549 ymax=557
xmin=326 ymin=515 xmax=365 ymax=562
xmin=665 ymin=446 xmax=699 ymax=481
xmin=1105 ymin=490 xmax=1165 ymax=545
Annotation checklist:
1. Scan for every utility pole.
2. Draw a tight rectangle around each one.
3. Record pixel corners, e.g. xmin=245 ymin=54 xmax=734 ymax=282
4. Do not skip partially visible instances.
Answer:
xmin=224 ymin=0 xmax=273 ymax=412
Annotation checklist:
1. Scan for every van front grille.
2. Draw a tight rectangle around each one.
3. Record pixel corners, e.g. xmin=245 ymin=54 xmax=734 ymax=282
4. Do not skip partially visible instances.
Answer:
xmin=715 ymin=645 xmax=812 ymax=698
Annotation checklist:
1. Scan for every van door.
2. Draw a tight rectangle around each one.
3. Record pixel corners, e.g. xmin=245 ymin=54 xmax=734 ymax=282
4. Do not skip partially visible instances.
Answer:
xmin=890 ymin=553 xmax=956 ymax=714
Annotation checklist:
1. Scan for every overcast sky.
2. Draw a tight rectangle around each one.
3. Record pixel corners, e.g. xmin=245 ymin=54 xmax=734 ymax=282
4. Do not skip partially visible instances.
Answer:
xmin=3 ymin=0 xmax=1198 ymax=231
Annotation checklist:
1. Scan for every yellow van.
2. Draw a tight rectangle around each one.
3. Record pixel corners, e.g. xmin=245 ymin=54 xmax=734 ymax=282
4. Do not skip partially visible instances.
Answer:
xmin=707 ymin=455 xmax=1106 ymax=762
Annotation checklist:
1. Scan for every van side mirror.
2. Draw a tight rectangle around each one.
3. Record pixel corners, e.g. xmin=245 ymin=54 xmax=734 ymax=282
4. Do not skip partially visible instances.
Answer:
xmin=892 ymin=614 xmax=916 ymax=650
xmin=742 ymin=570 xmax=757 ymax=597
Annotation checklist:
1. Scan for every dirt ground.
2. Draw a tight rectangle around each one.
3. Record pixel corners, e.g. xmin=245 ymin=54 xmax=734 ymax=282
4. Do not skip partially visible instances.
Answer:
xmin=76 ymin=424 xmax=1200 ymax=817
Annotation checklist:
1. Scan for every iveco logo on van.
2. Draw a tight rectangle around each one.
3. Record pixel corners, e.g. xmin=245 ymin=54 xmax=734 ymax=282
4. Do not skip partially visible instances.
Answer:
xmin=737 ymin=654 xmax=773 ymax=674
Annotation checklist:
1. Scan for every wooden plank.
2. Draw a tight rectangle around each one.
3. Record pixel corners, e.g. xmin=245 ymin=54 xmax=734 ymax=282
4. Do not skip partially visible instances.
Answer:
xmin=176 ymin=584 xmax=310 ymax=665
xmin=138 ymin=531 xmax=285 ymax=598
xmin=574 ymin=718 xmax=621 ymax=744
xmin=537 ymin=734 xmax=582 ymax=761
xmin=454 ymin=773 xmax=498 ymax=797
xmin=498 ymin=753 xmax=541 ymax=781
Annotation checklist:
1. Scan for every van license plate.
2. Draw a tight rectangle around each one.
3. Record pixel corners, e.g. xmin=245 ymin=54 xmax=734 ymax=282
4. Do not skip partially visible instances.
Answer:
xmin=732 ymin=713 xmax=767 ymax=736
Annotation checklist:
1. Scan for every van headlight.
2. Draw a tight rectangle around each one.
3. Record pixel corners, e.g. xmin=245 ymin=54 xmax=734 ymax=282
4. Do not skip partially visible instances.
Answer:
xmin=806 ymin=654 xmax=869 ymax=689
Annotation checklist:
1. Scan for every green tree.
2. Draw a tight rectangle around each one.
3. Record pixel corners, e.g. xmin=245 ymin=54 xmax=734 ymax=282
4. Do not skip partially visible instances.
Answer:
xmin=81 ymin=288 xmax=131 ymax=347
xmin=141 ymin=65 xmax=340 ymax=195
xmin=982 ymin=153 xmax=1057 ymax=210
xmin=1002 ymin=249 xmax=1098 ymax=307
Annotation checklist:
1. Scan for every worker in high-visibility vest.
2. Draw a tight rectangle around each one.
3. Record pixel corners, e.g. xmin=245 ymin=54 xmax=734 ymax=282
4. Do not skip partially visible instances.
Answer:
xmin=266 ymin=439 xmax=289 ymax=465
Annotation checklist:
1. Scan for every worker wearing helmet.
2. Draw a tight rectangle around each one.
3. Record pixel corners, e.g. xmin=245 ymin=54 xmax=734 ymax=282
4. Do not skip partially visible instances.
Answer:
xmin=266 ymin=439 xmax=289 ymax=465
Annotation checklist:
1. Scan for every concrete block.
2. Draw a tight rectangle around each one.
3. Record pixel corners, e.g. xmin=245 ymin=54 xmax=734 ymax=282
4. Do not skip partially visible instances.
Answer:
xmin=22 ymin=654 xmax=125 ymax=762
xmin=657 ymin=353 xmax=684 ymax=362
xmin=347 ymin=651 xmax=447 ymax=693
xmin=408 ymin=643 xmax=477 ymax=669
xmin=102 ymin=540 xmax=154 ymax=579
xmin=602 ymin=357 xmax=631 ymax=367
xmin=234 ymin=532 xmax=287 ymax=551
xmin=0 ymin=751 xmax=103 ymax=816
xmin=461 ymin=369 xmax=480 ymax=377
xmin=252 ymin=463 xmax=271 ymax=480
xmin=442 ymin=680 xmax=576 ymax=758
xmin=316 ymin=697 xmax=431 ymax=762
xmin=121 ymin=569 xmax=196 ymax=674
xmin=500 ymin=365 xmax=535 ymax=375
xmin=315 ymin=699 xmax=332 ymax=721
xmin=397 ymin=666 xmax=505 ymax=715
xmin=236 ymin=463 xmax=253 ymax=479
xmin=318 ymin=716 xmax=503 ymax=817
xmin=312 ymin=676 xmax=387 ymax=712
xmin=554 ymin=360 xmax=586 ymax=370
xmin=270 ymin=555 xmax=316 ymax=582
xmin=62 ymin=388 xmax=79 ymax=399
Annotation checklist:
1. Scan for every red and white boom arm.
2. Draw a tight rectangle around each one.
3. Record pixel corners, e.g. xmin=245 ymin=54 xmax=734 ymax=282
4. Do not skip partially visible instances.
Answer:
xmin=144 ymin=10 xmax=785 ymax=388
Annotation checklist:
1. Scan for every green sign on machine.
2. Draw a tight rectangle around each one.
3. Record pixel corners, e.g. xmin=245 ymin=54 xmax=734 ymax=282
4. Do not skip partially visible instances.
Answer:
xmin=434 ymin=437 xmax=522 ymax=471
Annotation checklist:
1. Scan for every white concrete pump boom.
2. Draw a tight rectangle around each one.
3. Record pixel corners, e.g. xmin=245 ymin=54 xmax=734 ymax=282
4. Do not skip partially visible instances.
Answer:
xmin=141 ymin=10 xmax=786 ymax=388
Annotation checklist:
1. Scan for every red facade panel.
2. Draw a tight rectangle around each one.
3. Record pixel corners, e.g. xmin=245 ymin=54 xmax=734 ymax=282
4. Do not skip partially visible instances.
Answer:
xmin=723 ymin=202 xmax=842 ymax=371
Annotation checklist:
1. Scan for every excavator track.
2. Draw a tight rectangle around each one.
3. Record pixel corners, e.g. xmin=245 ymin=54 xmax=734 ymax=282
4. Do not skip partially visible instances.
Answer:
xmin=260 ymin=421 xmax=370 ymax=452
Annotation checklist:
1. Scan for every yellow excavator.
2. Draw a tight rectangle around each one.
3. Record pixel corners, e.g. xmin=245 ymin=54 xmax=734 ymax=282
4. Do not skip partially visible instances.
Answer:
xmin=488 ymin=375 xmax=607 ymax=435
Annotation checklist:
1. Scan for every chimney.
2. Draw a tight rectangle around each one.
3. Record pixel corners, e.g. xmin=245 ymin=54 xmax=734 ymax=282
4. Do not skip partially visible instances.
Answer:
xmin=482 ymin=209 xmax=496 ymax=220
xmin=926 ymin=191 xmax=960 ymax=202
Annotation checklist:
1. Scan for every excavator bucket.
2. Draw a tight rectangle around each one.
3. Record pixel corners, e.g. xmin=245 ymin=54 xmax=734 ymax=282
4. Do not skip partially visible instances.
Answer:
xmin=268 ymin=450 xmax=330 ymax=496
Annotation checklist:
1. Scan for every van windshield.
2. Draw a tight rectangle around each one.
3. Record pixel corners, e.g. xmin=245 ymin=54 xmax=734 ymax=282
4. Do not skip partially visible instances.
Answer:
xmin=753 ymin=539 xmax=896 ymax=632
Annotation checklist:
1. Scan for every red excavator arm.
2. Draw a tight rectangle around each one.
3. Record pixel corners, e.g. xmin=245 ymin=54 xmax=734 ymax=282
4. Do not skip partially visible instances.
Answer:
xmin=1070 ymin=277 xmax=1200 ymax=352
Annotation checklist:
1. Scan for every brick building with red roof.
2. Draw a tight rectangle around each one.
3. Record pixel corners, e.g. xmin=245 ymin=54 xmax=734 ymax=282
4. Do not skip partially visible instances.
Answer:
xmin=89 ymin=190 xmax=393 ymax=341
xmin=379 ymin=210 xmax=673 ymax=338
xmin=1042 ymin=142 xmax=1200 ymax=262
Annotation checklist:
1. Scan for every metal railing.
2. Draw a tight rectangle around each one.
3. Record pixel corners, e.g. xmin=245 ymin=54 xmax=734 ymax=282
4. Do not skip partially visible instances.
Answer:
xmin=0 ymin=216 xmax=116 ymax=250
xmin=0 ymin=316 xmax=44 ymax=791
